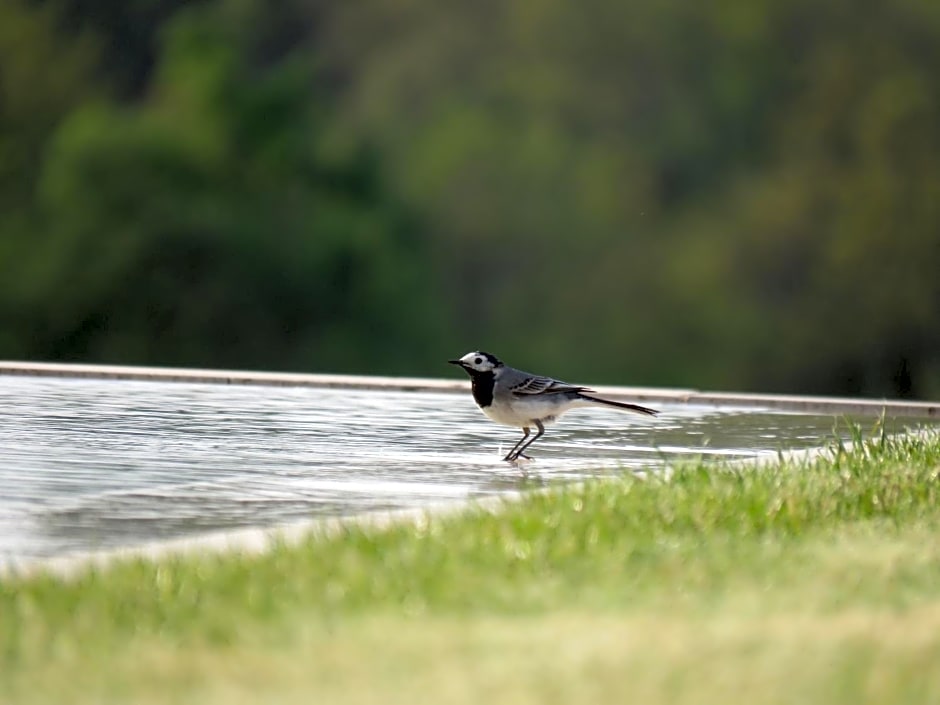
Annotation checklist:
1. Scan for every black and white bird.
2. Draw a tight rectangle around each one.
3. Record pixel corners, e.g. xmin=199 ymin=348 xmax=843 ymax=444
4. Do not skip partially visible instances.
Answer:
xmin=448 ymin=351 xmax=658 ymax=462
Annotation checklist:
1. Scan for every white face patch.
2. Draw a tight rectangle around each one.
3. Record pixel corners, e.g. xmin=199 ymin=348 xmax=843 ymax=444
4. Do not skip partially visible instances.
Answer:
xmin=459 ymin=351 xmax=498 ymax=372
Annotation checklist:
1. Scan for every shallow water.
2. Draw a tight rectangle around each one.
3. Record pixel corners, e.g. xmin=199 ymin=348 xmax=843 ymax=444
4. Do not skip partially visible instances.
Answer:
xmin=0 ymin=375 xmax=933 ymax=562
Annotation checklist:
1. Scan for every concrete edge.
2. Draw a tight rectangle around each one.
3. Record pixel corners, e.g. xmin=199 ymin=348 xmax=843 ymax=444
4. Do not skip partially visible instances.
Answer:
xmin=0 ymin=492 xmax=529 ymax=581
xmin=1 ymin=360 xmax=938 ymax=417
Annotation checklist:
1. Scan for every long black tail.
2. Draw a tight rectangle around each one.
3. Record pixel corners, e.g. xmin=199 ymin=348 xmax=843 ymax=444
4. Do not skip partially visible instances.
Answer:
xmin=579 ymin=394 xmax=658 ymax=416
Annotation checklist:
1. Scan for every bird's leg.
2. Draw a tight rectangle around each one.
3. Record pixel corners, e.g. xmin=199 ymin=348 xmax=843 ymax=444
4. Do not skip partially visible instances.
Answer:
xmin=509 ymin=420 xmax=545 ymax=461
xmin=503 ymin=427 xmax=530 ymax=461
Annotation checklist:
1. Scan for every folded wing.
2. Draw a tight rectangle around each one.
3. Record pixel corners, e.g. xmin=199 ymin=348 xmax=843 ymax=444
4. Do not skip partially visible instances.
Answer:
xmin=509 ymin=374 xmax=589 ymax=396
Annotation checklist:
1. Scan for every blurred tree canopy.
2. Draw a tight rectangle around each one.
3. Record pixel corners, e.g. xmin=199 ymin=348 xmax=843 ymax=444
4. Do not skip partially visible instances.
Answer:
xmin=2 ymin=0 xmax=446 ymax=373
xmin=1 ymin=0 xmax=938 ymax=397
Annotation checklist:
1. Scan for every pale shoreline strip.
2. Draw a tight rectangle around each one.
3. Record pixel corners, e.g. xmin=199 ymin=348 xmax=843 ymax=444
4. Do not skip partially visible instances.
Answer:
xmin=1 ymin=360 xmax=937 ymax=417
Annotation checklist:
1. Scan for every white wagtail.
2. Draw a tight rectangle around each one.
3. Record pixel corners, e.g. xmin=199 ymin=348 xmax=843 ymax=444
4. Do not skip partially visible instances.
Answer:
xmin=449 ymin=351 xmax=658 ymax=462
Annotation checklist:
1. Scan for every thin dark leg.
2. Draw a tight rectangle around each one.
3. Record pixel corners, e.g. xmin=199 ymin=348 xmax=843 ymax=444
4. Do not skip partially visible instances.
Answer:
xmin=503 ymin=427 xmax=530 ymax=461
xmin=508 ymin=420 xmax=545 ymax=461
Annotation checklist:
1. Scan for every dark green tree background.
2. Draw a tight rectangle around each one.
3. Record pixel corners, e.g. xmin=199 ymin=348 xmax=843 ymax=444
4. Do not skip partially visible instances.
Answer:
xmin=1 ymin=0 xmax=938 ymax=397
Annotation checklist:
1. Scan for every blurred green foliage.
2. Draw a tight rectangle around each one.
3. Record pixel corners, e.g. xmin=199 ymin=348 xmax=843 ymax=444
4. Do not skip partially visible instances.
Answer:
xmin=1 ymin=0 xmax=938 ymax=396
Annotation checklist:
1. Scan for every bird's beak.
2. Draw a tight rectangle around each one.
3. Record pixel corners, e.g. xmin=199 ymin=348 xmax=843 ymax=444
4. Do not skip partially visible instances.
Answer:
xmin=448 ymin=359 xmax=465 ymax=367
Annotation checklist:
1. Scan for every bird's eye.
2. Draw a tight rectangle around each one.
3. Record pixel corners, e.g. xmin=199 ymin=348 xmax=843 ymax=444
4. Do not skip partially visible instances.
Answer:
xmin=474 ymin=357 xmax=482 ymax=365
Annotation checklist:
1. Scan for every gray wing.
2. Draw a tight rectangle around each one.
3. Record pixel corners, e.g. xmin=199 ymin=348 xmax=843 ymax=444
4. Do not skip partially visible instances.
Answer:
xmin=503 ymin=368 xmax=588 ymax=397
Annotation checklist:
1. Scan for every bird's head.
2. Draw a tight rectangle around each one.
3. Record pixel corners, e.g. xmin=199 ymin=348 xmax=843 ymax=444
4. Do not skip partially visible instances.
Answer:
xmin=448 ymin=351 xmax=503 ymax=374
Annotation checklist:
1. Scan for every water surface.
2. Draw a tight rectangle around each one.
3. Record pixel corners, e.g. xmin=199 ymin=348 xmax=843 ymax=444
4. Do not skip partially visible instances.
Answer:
xmin=0 ymin=376 xmax=933 ymax=562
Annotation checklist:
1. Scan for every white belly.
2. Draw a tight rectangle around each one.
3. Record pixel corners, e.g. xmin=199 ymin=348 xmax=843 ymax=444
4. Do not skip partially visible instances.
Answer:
xmin=480 ymin=396 xmax=589 ymax=428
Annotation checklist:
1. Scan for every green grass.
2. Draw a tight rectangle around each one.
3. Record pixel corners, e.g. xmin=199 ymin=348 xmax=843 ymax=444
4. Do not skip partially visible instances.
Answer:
xmin=3 ymin=427 xmax=940 ymax=704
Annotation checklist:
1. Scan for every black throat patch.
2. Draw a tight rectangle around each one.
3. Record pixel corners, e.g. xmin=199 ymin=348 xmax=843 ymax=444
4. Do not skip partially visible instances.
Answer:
xmin=468 ymin=370 xmax=495 ymax=408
